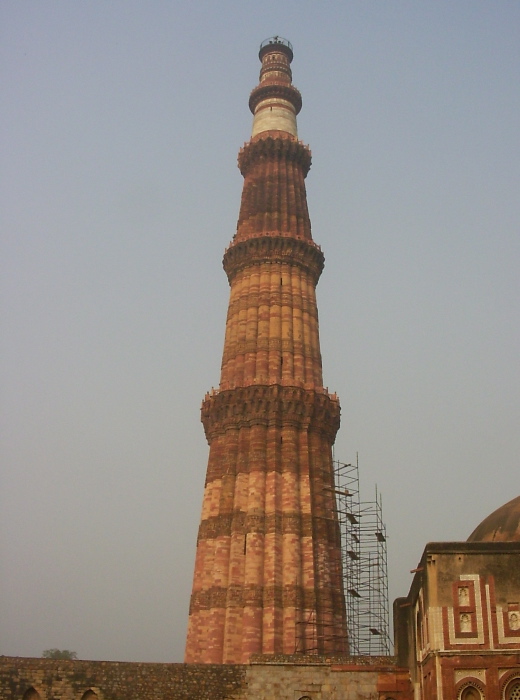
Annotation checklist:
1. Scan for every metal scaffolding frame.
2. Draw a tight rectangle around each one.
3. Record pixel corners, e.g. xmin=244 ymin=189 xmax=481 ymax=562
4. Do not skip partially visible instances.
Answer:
xmin=294 ymin=456 xmax=391 ymax=657
xmin=334 ymin=457 xmax=392 ymax=655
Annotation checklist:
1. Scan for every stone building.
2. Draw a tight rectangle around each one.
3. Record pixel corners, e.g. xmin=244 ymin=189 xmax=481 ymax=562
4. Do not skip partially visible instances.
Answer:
xmin=394 ymin=496 xmax=520 ymax=700
xmin=1 ymin=39 xmax=518 ymax=700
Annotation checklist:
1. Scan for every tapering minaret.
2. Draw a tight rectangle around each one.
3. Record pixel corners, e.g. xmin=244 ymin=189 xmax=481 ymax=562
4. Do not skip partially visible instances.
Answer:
xmin=185 ymin=38 xmax=347 ymax=664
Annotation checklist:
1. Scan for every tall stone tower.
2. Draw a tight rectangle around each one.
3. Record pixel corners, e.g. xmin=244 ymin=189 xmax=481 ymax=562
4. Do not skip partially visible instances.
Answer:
xmin=185 ymin=38 xmax=347 ymax=664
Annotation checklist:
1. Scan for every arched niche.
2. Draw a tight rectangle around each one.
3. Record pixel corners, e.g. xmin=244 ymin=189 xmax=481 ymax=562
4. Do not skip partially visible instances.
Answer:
xmin=505 ymin=678 xmax=520 ymax=700
xmin=23 ymin=689 xmax=41 ymax=700
xmin=81 ymin=691 xmax=98 ymax=700
xmin=459 ymin=685 xmax=482 ymax=700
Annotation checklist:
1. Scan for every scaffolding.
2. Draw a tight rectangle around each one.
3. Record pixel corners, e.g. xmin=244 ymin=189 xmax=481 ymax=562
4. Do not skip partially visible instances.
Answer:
xmin=334 ymin=457 xmax=392 ymax=655
xmin=294 ymin=456 xmax=391 ymax=657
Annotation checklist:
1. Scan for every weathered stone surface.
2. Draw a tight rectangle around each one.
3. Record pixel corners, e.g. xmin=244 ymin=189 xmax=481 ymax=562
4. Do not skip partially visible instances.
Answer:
xmin=0 ymin=657 xmax=246 ymax=700
xmin=394 ymin=541 xmax=520 ymax=700
xmin=467 ymin=495 xmax=520 ymax=543
xmin=0 ymin=656 xmax=413 ymax=700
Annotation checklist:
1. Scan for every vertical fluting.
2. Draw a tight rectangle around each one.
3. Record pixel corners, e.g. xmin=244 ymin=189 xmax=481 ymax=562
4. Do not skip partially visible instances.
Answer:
xmin=185 ymin=38 xmax=347 ymax=664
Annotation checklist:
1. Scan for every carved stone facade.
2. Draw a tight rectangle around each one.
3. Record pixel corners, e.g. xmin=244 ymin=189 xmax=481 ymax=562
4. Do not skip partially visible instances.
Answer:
xmin=394 ymin=541 xmax=520 ymax=700
xmin=184 ymin=38 xmax=347 ymax=665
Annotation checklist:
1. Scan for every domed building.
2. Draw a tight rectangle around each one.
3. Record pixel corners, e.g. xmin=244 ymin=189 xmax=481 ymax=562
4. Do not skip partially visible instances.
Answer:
xmin=468 ymin=495 xmax=520 ymax=544
xmin=394 ymin=495 xmax=520 ymax=700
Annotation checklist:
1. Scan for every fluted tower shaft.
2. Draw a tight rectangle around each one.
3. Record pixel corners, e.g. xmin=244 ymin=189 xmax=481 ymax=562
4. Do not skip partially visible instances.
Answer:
xmin=185 ymin=38 xmax=347 ymax=664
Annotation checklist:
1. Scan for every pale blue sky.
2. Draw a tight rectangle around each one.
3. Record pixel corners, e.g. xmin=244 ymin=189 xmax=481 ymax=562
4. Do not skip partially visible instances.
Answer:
xmin=1 ymin=1 xmax=519 ymax=662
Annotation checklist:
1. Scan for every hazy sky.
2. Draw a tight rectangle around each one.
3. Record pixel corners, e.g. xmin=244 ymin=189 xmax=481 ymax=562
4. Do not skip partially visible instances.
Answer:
xmin=1 ymin=1 xmax=519 ymax=663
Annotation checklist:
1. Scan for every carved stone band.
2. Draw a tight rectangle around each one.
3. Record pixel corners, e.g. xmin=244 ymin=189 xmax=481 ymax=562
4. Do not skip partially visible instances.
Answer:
xmin=223 ymin=235 xmax=324 ymax=285
xmin=201 ymin=384 xmax=340 ymax=441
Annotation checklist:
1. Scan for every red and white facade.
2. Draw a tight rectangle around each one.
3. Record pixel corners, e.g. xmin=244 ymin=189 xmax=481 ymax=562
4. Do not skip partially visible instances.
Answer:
xmin=395 ymin=542 xmax=520 ymax=699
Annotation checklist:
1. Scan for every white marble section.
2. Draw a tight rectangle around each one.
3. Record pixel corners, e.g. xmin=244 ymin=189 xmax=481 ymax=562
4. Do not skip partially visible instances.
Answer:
xmin=251 ymin=99 xmax=297 ymax=138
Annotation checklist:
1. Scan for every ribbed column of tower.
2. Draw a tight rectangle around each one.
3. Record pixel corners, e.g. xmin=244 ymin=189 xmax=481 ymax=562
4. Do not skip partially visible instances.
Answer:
xmin=185 ymin=38 xmax=348 ymax=664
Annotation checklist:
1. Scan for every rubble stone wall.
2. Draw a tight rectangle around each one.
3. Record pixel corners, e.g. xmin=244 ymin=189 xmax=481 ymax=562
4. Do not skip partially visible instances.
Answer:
xmin=0 ymin=658 xmax=246 ymax=700
xmin=0 ymin=656 xmax=412 ymax=700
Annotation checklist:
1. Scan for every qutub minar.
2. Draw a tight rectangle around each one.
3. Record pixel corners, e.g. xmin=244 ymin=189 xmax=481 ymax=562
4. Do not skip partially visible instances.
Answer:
xmin=185 ymin=36 xmax=348 ymax=664
xmin=1 ymin=37 xmax=519 ymax=700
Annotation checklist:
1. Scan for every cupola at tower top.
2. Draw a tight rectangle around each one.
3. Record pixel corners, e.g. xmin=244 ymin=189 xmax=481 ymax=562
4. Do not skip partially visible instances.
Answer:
xmin=249 ymin=36 xmax=302 ymax=139
xmin=258 ymin=36 xmax=293 ymax=61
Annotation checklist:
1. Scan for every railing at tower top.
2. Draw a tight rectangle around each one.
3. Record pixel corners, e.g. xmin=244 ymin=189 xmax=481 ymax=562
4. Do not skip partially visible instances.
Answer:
xmin=260 ymin=36 xmax=293 ymax=52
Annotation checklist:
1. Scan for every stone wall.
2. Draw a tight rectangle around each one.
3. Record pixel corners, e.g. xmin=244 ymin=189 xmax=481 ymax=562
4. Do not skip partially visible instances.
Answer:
xmin=247 ymin=655 xmax=411 ymax=699
xmin=393 ymin=541 xmax=520 ymax=699
xmin=0 ymin=658 xmax=246 ymax=700
xmin=0 ymin=656 xmax=412 ymax=700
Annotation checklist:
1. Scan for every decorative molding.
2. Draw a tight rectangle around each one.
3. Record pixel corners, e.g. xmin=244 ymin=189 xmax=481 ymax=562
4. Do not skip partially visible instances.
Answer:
xmin=189 ymin=582 xmax=346 ymax=614
xmin=500 ymin=671 xmax=520 ymax=697
xmin=201 ymin=384 xmax=340 ymax=441
xmin=485 ymin=582 xmax=495 ymax=650
xmin=249 ymin=83 xmax=302 ymax=116
xmin=456 ymin=679 xmax=485 ymax=698
xmin=223 ymin=235 xmax=324 ymax=285
xmin=238 ymin=135 xmax=311 ymax=176
xmin=259 ymin=56 xmax=292 ymax=82
xmin=197 ymin=512 xmax=341 ymax=546
xmin=454 ymin=669 xmax=486 ymax=683
xmin=448 ymin=575 xmax=485 ymax=645
xmin=497 ymin=605 xmax=520 ymax=644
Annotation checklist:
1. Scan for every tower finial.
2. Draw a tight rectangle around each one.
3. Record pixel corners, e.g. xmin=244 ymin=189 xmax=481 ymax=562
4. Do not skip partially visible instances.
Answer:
xmin=249 ymin=37 xmax=301 ymax=138
xmin=259 ymin=36 xmax=293 ymax=61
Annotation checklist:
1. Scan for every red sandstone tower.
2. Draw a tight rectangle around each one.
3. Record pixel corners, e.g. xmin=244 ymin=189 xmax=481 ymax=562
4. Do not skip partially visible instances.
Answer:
xmin=185 ymin=38 xmax=347 ymax=664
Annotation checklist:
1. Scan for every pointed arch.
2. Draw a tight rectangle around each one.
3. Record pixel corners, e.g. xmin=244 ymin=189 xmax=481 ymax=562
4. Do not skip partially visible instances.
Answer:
xmin=22 ymin=689 xmax=41 ymax=700
xmin=460 ymin=687 xmax=482 ymax=700
xmin=81 ymin=691 xmax=98 ymax=700
xmin=505 ymin=677 xmax=520 ymax=700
